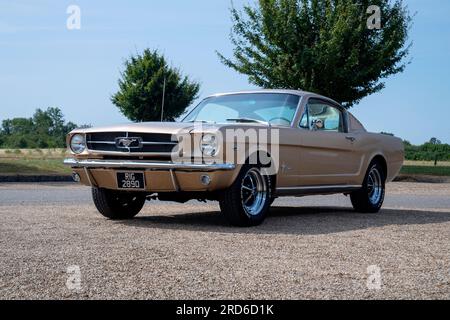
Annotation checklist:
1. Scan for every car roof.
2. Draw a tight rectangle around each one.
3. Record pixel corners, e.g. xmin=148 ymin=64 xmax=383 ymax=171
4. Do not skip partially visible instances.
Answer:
xmin=207 ymin=89 xmax=342 ymax=107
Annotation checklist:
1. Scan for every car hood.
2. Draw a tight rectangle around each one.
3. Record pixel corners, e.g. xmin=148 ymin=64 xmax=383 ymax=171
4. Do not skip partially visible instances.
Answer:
xmin=72 ymin=121 xmax=273 ymax=135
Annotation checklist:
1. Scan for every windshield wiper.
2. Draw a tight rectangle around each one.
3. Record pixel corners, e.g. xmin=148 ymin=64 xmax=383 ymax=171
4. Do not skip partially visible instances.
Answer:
xmin=226 ymin=118 xmax=269 ymax=125
xmin=186 ymin=120 xmax=216 ymax=123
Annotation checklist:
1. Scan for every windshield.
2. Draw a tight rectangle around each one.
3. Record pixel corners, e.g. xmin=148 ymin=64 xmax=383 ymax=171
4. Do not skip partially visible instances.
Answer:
xmin=182 ymin=93 xmax=300 ymax=126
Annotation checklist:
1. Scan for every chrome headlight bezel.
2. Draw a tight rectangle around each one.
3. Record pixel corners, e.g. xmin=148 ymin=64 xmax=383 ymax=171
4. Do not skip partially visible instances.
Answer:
xmin=70 ymin=134 xmax=86 ymax=154
xmin=201 ymin=133 xmax=218 ymax=157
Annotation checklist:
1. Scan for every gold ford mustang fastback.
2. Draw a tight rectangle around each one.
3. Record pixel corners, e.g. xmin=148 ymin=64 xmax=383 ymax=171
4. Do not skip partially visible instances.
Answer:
xmin=64 ymin=89 xmax=404 ymax=226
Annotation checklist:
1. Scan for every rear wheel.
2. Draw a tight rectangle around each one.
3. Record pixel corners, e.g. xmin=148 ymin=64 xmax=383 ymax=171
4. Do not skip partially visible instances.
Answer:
xmin=91 ymin=187 xmax=146 ymax=220
xmin=350 ymin=161 xmax=385 ymax=213
xmin=219 ymin=165 xmax=271 ymax=227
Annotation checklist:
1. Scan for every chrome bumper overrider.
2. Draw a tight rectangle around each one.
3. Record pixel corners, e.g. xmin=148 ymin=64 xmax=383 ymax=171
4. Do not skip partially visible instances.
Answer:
xmin=63 ymin=158 xmax=236 ymax=171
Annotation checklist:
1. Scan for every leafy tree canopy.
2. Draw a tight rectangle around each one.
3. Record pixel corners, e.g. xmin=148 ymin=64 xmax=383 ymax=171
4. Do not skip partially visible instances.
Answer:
xmin=429 ymin=137 xmax=442 ymax=145
xmin=404 ymin=139 xmax=450 ymax=161
xmin=0 ymin=107 xmax=86 ymax=149
xmin=112 ymin=49 xmax=200 ymax=122
xmin=218 ymin=0 xmax=412 ymax=107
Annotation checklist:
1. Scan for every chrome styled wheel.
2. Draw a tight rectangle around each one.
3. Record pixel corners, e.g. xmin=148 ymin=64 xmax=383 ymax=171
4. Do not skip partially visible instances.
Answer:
xmin=350 ymin=160 xmax=386 ymax=213
xmin=367 ymin=165 xmax=383 ymax=205
xmin=219 ymin=165 xmax=272 ymax=226
xmin=240 ymin=168 xmax=268 ymax=216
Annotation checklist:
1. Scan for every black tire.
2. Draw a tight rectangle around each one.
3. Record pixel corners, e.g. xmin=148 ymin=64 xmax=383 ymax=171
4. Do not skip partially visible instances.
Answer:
xmin=350 ymin=161 xmax=386 ymax=213
xmin=91 ymin=187 xmax=146 ymax=220
xmin=269 ymin=197 xmax=276 ymax=206
xmin=219 ymin=165 xmax=272 ymax=227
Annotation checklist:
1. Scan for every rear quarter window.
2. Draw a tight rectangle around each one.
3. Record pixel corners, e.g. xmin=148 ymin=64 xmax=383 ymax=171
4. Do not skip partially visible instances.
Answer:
xmin=348 ymin=112 xmax=366 ymax=132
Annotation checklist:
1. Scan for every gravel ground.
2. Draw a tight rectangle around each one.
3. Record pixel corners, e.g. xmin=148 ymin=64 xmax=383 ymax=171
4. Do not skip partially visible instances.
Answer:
xmin=0 ymin=182 xmax=449 ymax=299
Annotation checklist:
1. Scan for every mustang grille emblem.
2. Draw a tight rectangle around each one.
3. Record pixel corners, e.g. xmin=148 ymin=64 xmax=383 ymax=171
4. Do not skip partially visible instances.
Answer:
xmin=115 ymin=137 xmax=143 ymax=149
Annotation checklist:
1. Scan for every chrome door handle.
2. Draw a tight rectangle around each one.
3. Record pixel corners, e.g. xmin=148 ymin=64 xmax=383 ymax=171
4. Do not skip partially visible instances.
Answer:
xmin=345 ymin=136 xmax=356 ymax=142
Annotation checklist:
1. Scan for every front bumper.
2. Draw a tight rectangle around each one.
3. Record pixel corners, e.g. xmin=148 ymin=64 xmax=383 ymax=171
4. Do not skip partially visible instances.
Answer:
xmin=63 ymin=158 xmax=235 ymax=171
xmin=64 ymin=158 xmax=238 ymax=192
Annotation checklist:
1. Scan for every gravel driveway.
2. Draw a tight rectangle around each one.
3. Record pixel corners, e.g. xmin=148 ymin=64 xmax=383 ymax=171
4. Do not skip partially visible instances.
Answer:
xmin=0 ymin=182 xmax=449 ymax=299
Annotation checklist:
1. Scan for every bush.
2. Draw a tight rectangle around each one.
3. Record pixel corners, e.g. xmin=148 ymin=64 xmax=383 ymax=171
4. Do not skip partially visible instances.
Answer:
xmin=404 ymin=140 xmax=450 ymax=161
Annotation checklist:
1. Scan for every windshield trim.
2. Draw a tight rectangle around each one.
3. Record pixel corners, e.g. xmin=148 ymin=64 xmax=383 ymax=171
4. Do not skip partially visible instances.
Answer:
xmin=181 ymin=92 xmax=303 ymax=127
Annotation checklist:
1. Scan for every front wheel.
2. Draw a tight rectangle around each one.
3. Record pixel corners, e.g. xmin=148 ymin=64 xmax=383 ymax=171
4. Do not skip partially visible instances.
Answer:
xmin=219 ymin=165 xmax=272 ymax=227
xmin=91 ymin=187 xmax=146 ymax=220
xmin=350 ymin=161 xmax=385 ymax=213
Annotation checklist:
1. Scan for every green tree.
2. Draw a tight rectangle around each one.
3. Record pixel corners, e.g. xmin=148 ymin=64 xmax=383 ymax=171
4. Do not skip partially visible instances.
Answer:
xmin=111 ymin=49 xmax=200 ymax=122
xmin=7 ymin=118 xmax=34 ymax=134
xmin=2 ymin=119 xmax=13 ymax=135
xmin=218 ymin=0 xmax=411 ymax=107
xmin=33 ymin=109 xmax=53 ymax=135
xmin=429 ymin=137 xmax=441 ymax=145
xmin=403 ymin=138 xmax=450 ymax=162
xmin=0 ymin=107 xmax=86 ymax=149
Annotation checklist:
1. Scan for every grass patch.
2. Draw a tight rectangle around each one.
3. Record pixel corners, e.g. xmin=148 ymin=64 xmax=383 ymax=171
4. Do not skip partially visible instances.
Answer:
xmin=0 ymin=148 xmax=67 ymax=159
xmin=0 ymin=148 xmax=70 ymax=174
xmin=0 ymin=159 xmax=70 ymax=175
xmin=0 ymin=148 xmax=70 ymax=175
xmin=400 ymin=165 xmax=450 ymax=176
xmin=404 ymin=160 xmax=450 ymax=167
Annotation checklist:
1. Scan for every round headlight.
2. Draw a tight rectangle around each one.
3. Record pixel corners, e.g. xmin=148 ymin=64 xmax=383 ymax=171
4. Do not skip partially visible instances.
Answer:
xmin=70 ymin=134 xmax=86 ymax=154
xmin=201 ymin=134 xmax=218 ymax=157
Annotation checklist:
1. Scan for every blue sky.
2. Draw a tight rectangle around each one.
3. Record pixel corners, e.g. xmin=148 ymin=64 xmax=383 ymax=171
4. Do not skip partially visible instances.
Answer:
xmin=0 ymin=0 xmax=449 ymax=144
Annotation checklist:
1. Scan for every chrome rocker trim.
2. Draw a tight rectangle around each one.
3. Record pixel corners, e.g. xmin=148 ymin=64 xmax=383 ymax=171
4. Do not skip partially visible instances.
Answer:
xmin=64 ymin=158 xmax=236 ymax=172
xmin=276 ymin=185 xmax=361 ymax=196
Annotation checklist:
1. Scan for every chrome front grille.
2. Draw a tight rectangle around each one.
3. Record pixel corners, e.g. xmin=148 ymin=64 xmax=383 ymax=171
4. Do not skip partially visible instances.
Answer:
xmin=86 ymin=132 xmax=177 ymax=153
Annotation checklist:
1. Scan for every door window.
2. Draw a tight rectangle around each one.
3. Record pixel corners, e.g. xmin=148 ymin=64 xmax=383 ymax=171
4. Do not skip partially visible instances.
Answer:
xmin=299 ymin=99 xmax=344 ymax=132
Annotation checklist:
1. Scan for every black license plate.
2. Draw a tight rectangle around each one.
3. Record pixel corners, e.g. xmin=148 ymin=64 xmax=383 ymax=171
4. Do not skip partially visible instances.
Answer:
xmin=117 ymin=172 xmax=145 ymax=190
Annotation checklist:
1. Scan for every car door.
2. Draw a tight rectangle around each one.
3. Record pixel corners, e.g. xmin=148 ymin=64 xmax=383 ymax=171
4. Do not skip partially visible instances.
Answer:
xmin=297 ymin=98 xmax=361 ymax=186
